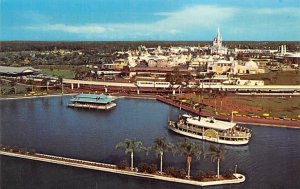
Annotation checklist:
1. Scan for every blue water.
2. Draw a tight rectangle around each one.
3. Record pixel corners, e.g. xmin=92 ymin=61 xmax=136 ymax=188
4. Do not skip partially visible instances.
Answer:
xmin=1 ymin=96 xmax=300 ymax=189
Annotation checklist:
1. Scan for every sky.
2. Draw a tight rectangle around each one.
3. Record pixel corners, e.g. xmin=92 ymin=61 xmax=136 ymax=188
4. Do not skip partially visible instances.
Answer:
xmin=1 ymin=0 xmax=300 ymax=41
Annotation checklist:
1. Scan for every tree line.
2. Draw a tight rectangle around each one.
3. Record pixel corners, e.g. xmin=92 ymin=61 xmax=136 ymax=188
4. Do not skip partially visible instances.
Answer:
xmin=115 ymin=137 xmax=233 ymax=180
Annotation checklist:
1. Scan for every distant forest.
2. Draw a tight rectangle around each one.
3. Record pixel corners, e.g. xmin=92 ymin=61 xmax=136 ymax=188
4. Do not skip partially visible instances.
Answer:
xmin=1 ymin=41 xmax=300 ymax=52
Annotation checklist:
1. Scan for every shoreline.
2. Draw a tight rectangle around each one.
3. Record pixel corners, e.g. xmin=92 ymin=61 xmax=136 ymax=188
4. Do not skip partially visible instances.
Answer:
xmin=0 ymin=93 xmax=76 ymax=100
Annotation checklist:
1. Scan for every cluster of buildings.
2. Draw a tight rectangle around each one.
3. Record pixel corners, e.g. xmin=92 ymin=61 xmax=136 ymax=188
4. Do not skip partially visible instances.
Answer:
xmin=100 ymin=29 xmax=300 ymax=79
xmin=40 ymin=48 xmax=83 ymax=56
xmin=99 ymin=28 xmax=273 ymax=77
xmin=2 ymin=28 xmax=299 ymax=88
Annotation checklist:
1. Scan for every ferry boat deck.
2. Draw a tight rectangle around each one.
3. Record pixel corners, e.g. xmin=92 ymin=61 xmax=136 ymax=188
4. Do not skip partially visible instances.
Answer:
xmin=169 ymin=114 xmax=251 ymax=145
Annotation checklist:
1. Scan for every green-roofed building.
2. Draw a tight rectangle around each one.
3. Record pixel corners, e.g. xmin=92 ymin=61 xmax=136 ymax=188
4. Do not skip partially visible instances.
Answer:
xmin=68 ymin=93 xmax=116 ymax=110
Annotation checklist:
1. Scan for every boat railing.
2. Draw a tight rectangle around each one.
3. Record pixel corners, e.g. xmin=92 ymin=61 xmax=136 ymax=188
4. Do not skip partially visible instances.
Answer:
xmin=175 ymin=123 xmax=250 ymax=139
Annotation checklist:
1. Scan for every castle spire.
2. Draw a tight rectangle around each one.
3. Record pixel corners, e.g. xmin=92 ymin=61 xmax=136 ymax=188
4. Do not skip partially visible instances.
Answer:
xmin=211 ymin=27 xmax=227 ymax=55
xmin=217 ymin=27 xmax=221 ymax=41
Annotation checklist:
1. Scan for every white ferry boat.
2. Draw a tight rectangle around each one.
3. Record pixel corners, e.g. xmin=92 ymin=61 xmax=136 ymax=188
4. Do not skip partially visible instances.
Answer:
xmin=168 ymin=114 xmax=251 ymax=145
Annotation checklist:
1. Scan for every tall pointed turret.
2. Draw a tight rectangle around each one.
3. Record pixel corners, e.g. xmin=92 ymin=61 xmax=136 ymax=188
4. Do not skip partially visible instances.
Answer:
xmin=210 ymin=27 xmax=227 ymax=55
xmin=217 ymin=27 xmax=221 ymax=41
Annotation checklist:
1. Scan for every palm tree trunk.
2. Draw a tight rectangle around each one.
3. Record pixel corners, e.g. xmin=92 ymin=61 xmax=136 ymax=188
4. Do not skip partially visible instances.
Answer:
xmin=220 ymin=99 xmax=223 ymax=111
xmin=214 ymin=98 xmax=217 ymax=114
xmin=187 ymin=156 xmax=192 ymax=178
xmin=217 ymin=158 xmax=220 ymax=178
xmin=131 ymin=152 xmax=134 ymax=171
xmin=160 ymin=151 xmax=163 ymax=173
xmin=187 ymin=163 xmax=191 ymax=178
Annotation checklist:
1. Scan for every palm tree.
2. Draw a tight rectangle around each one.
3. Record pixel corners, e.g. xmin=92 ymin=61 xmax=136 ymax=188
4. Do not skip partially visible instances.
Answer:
xmin=0 ymin=80 xmax=3 ymax=96
xmin=219 ymin=90 xmax=227 ymax=111
xmin=176 ymin=138 xmax=201 ymax=178
xmin=115 ymin=138 xmax=147 ymax=171
xmin=58 ymin=76 xmax=63 ymax=94
xmin=206 ymin=145 xmax=225 ymax=178
xmin=197 ymin=103 xmax=205 ymax=121
xmin=211 ymin=90 xmax=218 ymax=114
xmin=41 ymin=78 xmax=50 ymax=92
xmin=196 ymin=74 xmax=205 ymax=102
xmin=151 ymin=137 xmax=174 ymax=174
xmin=9 ymin=80 xmax=17 ymax=94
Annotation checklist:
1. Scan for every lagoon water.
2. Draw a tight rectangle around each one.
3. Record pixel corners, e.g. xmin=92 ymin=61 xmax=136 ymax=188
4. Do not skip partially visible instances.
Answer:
xmin=1 ymin=96 xmax=300 ymax=189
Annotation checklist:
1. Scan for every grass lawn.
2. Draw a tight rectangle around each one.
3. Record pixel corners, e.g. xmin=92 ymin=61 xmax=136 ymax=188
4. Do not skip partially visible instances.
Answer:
xmin=42 ymin=69 xmax=75 ymax=79
xmin=239 ymin=70 xmax=300 ymax=85
xmin=176 ymin=93 xmax=300 ymax=119
xmin=229 ymin=96 xmax=300 ymax=118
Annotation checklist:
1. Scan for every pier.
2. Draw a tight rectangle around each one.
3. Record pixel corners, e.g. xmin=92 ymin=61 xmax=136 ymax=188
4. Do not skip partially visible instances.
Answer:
xmin=0 ymin=149 xmax=245 ymax=187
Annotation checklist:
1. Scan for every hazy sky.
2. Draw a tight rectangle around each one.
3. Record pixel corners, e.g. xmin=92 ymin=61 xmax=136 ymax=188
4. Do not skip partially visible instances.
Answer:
xmin=1 ymin=0 xmax=300 ymax=41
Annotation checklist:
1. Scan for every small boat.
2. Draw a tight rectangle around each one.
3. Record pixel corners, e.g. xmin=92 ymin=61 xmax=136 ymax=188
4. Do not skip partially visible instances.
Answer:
xmin=68 ymin=93 xmax=117 ymax=110
xmin=168 ymin=114 xmax=251 ymax=145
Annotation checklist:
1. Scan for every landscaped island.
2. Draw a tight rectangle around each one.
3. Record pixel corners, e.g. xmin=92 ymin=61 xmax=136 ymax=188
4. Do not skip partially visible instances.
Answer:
xmin=0 ymin=140 xmax=245 ymax=187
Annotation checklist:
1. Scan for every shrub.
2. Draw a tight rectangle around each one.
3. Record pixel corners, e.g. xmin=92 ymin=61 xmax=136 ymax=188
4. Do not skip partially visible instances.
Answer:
xmin=194 ymin=170 xmax=206 ymax=181
xmin=166 ymin=167 xmax=177 ymax=177
xmin=176 ymin=169 xmax=186 ymax=179
xmin=117 ymin=161 xmax=129 ymax=170
xmin=138 ymin=162 xmax=148 ymax=173
xmin=165 ymin=167 xmax=186 ymax=179
xmin=206 ymin=171 xmax=215 ymax=179
xmin=147 ymin=164 xmax=158 ymax=174
xmin=223 ymin=169 xmax=235 ymax=179
xmin=28 ymin=149 xmax=36 ymax=155
xmin=138 ymin=163 xmax=158 ymax=174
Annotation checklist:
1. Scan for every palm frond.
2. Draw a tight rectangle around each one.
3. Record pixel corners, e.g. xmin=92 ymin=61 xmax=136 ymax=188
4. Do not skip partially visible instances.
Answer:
xmin=175 ymin=138 xmax=202 ymax=159
xmin=151 ymin=137 xmax=174 ymax=158
xmin=206 ymin=144 xmax=226 ymax=162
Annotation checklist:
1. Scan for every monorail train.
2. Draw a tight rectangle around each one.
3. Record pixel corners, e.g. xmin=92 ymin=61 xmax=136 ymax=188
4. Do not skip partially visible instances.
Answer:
xmin=135 ymin=80 xmax=300 ymax=93
xmin=187 ymin=82 xmax=222 ymax=88
xmin=136 ymin=81 xmax=171 ymax=88
xmin=136 ymin=80 xmax=222 ymax=89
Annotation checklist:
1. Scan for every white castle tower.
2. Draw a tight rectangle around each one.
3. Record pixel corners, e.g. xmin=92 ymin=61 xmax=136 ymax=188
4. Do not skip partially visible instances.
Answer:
xmin=279 ymin=45 xmax=287 ymax=55
xmin=210 ymin=28 xmax=228 ymax=55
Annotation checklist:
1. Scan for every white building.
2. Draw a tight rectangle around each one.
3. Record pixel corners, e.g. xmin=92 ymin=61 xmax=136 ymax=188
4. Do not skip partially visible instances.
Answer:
xmin=210 ymin=28 xmax=228 ymax=55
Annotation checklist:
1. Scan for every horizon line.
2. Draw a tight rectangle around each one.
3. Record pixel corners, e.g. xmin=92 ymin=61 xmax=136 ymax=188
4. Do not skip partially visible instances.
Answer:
xmin=1 ymin=40 xmax=300 ymax=43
